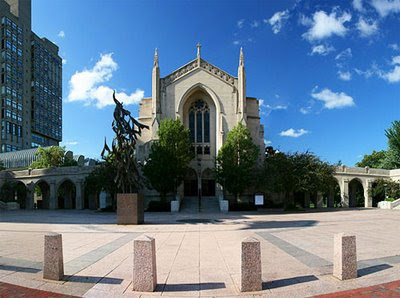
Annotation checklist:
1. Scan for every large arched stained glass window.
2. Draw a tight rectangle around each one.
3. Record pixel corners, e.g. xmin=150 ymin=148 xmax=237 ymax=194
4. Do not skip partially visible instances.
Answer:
xmin=188 ymin=100 xmax=210 ymax=153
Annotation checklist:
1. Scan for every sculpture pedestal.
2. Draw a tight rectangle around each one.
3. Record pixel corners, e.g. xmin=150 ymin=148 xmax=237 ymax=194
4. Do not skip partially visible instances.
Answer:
xmin=117 ymin=193 xmax=144 ymax=225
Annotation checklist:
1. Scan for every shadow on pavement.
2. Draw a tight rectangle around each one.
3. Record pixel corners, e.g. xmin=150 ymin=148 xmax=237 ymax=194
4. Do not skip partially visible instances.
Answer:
xmin=241 ymin=220 xmax=317 ymax=230
xmin=0 ymin=264 xmax=41 ymax=274
xmin=160 ymin=282 xmax=225 ymax=292
xmin=358 ymin=264 xmax=393 ymax=277
xmin=263 ymin=275 xmax=319 ymax=289
xmin=66 ymin=275 xmax=123 ymax=284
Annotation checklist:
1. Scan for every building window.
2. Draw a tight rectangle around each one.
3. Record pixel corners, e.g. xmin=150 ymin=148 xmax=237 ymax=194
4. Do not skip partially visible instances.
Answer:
xmin=188 ymin=99 xmax=210 ymax=155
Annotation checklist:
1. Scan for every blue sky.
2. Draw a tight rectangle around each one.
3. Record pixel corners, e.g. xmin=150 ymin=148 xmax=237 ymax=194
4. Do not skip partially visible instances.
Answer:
xmin=32 ymin=0 xmax=400 ymax=166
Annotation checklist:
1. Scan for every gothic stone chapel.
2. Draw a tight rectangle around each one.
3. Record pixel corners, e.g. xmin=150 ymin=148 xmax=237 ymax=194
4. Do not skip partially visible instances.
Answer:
xmin=137 ymin=45 xmax=264 ymax=204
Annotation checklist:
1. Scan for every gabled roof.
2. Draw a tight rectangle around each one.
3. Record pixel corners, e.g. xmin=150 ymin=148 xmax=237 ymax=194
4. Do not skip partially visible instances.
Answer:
xmin=162 ymin=58 xmax=236 ymax=87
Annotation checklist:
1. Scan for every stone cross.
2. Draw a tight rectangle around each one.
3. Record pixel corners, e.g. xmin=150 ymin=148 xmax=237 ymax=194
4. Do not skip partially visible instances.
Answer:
xmin=333 ymin=233 xmax=357 ymax=280
xmin=43 ymin=233 xmax=64 ymax=280
xmin=133 ymin=235 xmax=157 ymax=292
xmin=241 ymin=237 xmax=262 ymax=292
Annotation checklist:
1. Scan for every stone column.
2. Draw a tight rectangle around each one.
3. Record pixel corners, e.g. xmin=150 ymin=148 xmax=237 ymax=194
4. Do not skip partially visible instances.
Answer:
xmin=43 ymin=233 xmax=64 ymax=280
xmin=316 ymin=192 xmax=324 ymax=208
xmin=75 ymin=179 xmax=84 ymax=210
xmin=304 ymin=192 xmax=310 ymax=208
xmin=241 ymin=237 xmax=262 ymax=292
xmin=364 ymin=180 xmax=373 ymax=208
xmin=133 ymin=235 xmax=157 ymax=292
xmin=26 ymin=182 xmax=35 ymax=209
xmin=341 ymin=180 xmax=349 ymax=208
xmin=333 ymin=233 xmax=357 ymax=280
xmin=49 ymin=181 xmax=57 ymax=210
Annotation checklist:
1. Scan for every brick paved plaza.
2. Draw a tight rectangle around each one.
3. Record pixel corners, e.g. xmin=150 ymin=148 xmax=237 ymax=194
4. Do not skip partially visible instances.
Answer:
xmin=1 ymin=209 xmax=400 ymax=297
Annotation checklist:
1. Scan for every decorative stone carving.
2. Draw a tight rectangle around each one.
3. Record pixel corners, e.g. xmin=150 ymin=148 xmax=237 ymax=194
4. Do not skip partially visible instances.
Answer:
xmin=163 ymin=59 xmax=235 ymax=87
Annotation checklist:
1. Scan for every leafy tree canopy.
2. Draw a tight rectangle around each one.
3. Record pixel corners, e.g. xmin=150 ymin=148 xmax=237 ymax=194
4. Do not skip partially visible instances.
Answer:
xmin=30 ymin=146 xmax=78 ymax=169
xmin=143 ymin=119 xmax=193 ymax=200
xmin=215 ymin=122 xmax=259 ymax=199
xmin=356 ymin=150 xmax=387 ymax=169
xmin=259 ymin=151 xmax=336 ymax=196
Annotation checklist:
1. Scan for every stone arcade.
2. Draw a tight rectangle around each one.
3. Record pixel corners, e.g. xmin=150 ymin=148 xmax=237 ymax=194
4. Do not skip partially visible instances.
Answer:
xmin=136 ymin=45 xmax=265 ymax=205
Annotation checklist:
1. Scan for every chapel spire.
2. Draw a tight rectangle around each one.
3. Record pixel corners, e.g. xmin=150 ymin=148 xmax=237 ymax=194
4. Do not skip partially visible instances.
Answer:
xmin=239 ymin=47 xmax=244 ymax=66
xmin=196 ymin=42 xmax=201 ymax=59
xmin=153 ymin=48 xmax=159 ymax=68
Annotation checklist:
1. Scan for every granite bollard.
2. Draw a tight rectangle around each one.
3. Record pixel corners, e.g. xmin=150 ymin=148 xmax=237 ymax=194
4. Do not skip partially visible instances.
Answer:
xmin=241 ymin=237 xmax=262 ymax=292
xmin=117 ymin=193 xmax=144 ymax=225
xmin=43 ymin=233 xmax=64 ymax=280
xmin=333 ymin=233 xmax=357 ymax=280
xmin=133 ymin=235 xmax=157 ymax=292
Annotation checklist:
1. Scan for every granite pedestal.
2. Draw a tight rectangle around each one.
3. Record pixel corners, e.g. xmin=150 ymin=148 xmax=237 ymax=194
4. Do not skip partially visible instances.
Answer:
xmin=132 ymin=235 xmax=157 ymax=292
xmin=43 ymin=233 xmax=64 ymax=281
xmin=241 ymin=237 xmax=262 ymax=292
xmin=333 ymin=233 xmax=357 ymax=280
xmin=117 ymin=193 xmax=144 ymax=225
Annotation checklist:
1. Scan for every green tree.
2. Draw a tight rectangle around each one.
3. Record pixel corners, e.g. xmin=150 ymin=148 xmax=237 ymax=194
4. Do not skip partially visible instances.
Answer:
xmin=259 ymin=151 xmax=335 ymax=207
xmin=30 ymin=146 xmax=78 ymax=169
xmin=369 ymin=179 xmax=400 ymax=201
xmin=356 ymin=150 xmax=387 ymax=169
xmin=384 ymin=120 xmax=400 ymax=169
xmin=143 ymin=119 xmax=193 ymax=201
xmin=215 ymin=123 xmax=259 ymax=202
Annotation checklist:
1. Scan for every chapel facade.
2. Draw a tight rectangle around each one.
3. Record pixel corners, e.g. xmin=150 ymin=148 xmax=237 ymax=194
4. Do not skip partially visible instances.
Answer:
xmin=137 ymin=45 xmax=264 ymax=200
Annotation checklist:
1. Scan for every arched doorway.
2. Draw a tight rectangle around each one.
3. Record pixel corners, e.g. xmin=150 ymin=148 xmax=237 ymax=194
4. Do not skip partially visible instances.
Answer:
xmin=184 ymin=168 xmax=198 ymax=197
xmin=34 ymin=181 xmax=50 ymax=209
xmin=15 ymin=182 xmax=27 ymax=209
xmin=201 ymin=168 xmax=215 ymax=197
xmin=57 ymin=180 xmax=76 ymax=209
xmin=349 ymin=179 xmax=364 ymax=207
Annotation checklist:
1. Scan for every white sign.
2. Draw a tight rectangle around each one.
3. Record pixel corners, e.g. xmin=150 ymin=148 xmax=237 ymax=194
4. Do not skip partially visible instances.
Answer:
xmin=255 ymin=194 xmax=264 ymax=206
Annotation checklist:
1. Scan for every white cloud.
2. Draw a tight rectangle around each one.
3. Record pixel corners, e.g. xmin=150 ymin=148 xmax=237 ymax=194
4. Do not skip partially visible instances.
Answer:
xmin=62 ymin=58 xmax=67 ymax=65
xmin=389 ymin=43 xmax=400 ymax=51
xmin=233 ymin=40 xmax=240 ymax=46
xmin=311 ymin=88 xmax=355 ymax=109
xmin=302 ymin=10 xmax=351 ymax=41
xmin=338 ymin=70 xmax=352 ymax=81
xmin=382 ymin=66 xmax=400 ymax=82
xmin=58 ymin=30 xmax=65 ymax=38
xmin=264 ymin=139 xmax=272 ymax=145
xmin=356 ymin=17 xmax=379 ymax=37
xmin=353 ymin=0 xmax=365 ymax=12
xmin=267 ymin=10 xmax=289 ymax=34
xmin=237 ymin=19 xmax=245 ymax=28
xmin=251 ymin=20 xmax=260 ymax=28
xmin=335 ymin=48 xmax=352 ymax=60
xmin=392 ymin=55 xmax=400 ymax=64
xmin=310 ymin=44 xmax=335 ymax=56
xmin=380 ymin=58 xmax=400 ymax=82
xmin=279 ymin=128 xmax=309 ymax=138
xmin=265 ymin=104 xmax=288 ymax=110
xmin=371 ymin=0 xmax=400 ymax=17
xmin=299 ymin=107 xmax=311 ymax=114
xmin=67 ymin=53 xmax=144 ymax=108
xmin=354 ymin=67 xmax=376 ymax=78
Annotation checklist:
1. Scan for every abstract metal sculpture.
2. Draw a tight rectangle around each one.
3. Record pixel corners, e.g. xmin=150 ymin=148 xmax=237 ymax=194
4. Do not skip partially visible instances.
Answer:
xmin=101 ymin=91 xmax=149 ymax=193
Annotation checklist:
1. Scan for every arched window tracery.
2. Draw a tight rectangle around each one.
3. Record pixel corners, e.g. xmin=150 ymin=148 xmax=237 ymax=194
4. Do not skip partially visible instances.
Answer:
xmin=189 ymin=99 xmax=210 ymax=155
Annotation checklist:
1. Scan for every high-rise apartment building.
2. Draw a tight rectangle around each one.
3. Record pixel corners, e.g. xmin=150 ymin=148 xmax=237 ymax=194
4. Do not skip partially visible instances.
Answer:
xmin=0 ymin=0 xmax=61 ymax=152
